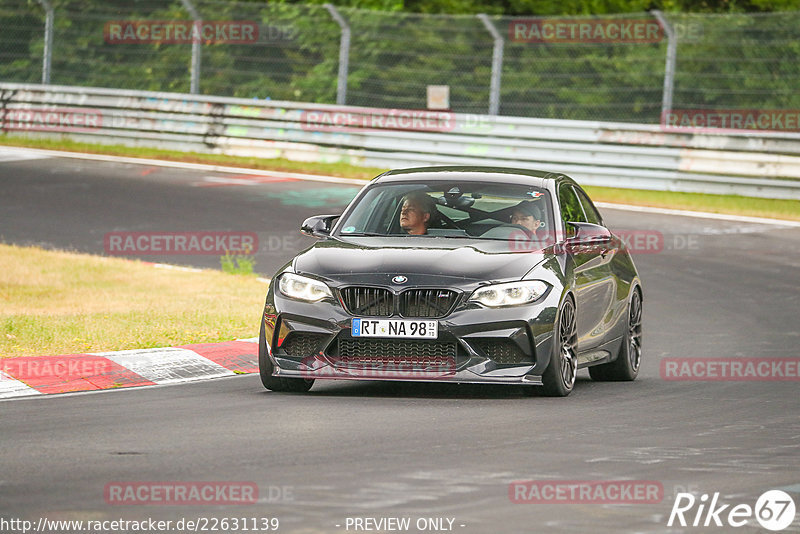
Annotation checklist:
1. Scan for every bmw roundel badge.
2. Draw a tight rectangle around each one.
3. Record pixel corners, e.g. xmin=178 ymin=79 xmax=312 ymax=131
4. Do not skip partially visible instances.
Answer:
xmin=392 ymin=275 xmax=408 ymax=284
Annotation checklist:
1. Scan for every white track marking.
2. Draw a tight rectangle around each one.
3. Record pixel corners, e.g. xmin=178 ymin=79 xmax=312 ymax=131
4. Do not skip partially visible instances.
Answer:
xmin=2 ymin=146 xmax=366 ymax=184
xmin=200 ymin=176 xmax=264 ymax=186
xmin=0 ymin=370 xmax=42 ymax=399
xmin=96 ymin=347 xmax=233 ymax=385
xmin=0 ymin=146 xmax=51 ymax=163
xmin=0 ymin=374 xmax=248 ymax=403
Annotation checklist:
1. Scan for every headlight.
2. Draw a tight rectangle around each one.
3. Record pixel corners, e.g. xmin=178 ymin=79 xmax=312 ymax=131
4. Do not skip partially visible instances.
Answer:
xmin=468 ymin=280 xmax=549 ymax=307
xmin=278 ymin=273 xmax=333 ymax=302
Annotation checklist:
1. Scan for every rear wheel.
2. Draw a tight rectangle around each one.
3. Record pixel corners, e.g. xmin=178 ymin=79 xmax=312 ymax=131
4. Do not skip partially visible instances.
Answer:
xmin=259 ymin=322 xmax=314 ymax=392
xmin=589 ymin=288 xmax=642 ymax=382
xmin=541 ymin=296 xmax=577 ymax=397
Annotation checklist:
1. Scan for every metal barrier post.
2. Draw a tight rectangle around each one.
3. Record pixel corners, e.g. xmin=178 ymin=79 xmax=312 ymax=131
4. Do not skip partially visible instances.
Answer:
xmin=477 ymin=14 xmax=504 ymax=116
xmin=181 ymin=0 xmax=202 ymax=94
xmin=324 ymin=4 xmax=350 ymax=106
xmin=37 ymin=0 xmax=54 ymax=84
xmin=652 ymin=10 xmax=676 ymax=119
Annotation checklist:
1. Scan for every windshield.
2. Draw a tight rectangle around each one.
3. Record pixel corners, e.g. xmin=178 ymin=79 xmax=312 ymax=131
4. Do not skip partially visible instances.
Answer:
xmin=335 ymin=181 xmax=555 ymax=245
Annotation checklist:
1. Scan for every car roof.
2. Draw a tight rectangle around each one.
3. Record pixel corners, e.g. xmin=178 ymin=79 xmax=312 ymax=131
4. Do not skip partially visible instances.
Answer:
xmin=374 ymin=166 xmax=565 ymax=189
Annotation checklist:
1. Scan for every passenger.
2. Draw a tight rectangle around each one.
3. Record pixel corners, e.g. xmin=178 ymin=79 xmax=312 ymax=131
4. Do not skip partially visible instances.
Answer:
xmin=399 ymin=192 xmax=437 ymax=235
xmin=510 ymin=200 xmax=545 ymax=237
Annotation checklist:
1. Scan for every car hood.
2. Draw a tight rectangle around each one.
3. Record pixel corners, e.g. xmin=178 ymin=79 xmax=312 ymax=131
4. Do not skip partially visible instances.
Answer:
xmin=292 ymin=236 xmax=547 ymax=285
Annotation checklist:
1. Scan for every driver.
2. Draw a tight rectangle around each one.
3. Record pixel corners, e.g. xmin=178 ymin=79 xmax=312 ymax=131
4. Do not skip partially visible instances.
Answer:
xmin=510 ymin=200 xmax=544 ymax=236
xmin=399 ymin=192 xmax=437 ymax=235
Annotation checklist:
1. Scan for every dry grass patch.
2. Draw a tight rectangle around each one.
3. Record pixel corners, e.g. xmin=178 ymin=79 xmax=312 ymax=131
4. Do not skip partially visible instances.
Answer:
xmin=1 ymin=244 xmax=267 ymax=358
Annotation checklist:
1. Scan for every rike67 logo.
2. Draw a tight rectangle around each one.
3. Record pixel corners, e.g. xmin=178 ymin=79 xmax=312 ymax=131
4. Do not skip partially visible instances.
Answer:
xmin=668 ymin=490 xmax=796 ymax=531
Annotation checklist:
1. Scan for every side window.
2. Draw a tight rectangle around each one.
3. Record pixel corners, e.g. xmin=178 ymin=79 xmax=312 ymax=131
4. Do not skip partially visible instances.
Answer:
xmin=558 ymin=184 xmax=586 ymax=225
xmin=574 ymin=187 xmax=603 ymax=225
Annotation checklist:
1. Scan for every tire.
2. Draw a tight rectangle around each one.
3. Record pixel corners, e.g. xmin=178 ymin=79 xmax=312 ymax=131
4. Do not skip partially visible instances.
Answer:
xmin=258 ymin=321 xmax=314 ymax=392
xmin=540 ymin=296 xmax=578 ymax=397
xmin=589 ymin=287 xmax=642 ymax=382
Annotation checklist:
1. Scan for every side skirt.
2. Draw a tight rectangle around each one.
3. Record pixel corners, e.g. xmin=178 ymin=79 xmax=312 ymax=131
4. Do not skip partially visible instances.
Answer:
xmin=577 ymin=335 xmax=623 ymax=368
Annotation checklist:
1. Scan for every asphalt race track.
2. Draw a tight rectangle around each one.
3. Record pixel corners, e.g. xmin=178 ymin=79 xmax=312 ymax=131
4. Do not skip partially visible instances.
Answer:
xmin=2 ymin=148 xmax=799 ymax=533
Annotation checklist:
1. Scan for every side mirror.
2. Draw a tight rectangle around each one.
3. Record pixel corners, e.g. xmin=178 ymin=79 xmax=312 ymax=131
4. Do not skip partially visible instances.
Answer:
xmin=565 ymin=222 xmax=611 ymax=245
xmin=300 ymin=215 xmax=340 ymax=238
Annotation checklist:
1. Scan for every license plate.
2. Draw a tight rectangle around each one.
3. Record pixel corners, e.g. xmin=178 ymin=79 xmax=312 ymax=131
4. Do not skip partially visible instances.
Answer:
xmin=352 ymin=318 xmax=438 ymax=339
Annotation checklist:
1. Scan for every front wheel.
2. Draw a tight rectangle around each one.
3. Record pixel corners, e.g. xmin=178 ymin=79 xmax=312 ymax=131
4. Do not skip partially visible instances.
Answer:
xmin=540 ymin=296 xmax=578 ymax=397
xmin=258 ymin=322 xmax=314 ymax=392
xmin=589 ymin=288 xmax=642 ymax=382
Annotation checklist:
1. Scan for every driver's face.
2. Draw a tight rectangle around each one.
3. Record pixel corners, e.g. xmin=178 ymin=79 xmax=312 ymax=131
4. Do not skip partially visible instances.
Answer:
xmin=511 ymin=210 xmax=541 ymax=232
xmin=400 ymin=200 xmax=429 ymax=235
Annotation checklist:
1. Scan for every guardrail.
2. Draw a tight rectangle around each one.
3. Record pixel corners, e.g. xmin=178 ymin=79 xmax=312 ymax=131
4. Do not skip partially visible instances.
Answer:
xmin=2 ymin=83 xmax=800 ymax=199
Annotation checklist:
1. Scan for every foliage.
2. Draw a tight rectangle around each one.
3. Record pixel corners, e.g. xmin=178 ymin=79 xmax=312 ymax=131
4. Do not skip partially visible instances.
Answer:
xmin=220 ymin=249 xmax=256 ymax=275
xmin=1 ymin=0 xmax=799 ymax=122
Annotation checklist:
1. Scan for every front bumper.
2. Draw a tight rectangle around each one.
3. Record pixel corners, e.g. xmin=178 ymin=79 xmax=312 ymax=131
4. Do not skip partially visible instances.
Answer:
xmin=263 ymin=289 xmax=561 ymax=387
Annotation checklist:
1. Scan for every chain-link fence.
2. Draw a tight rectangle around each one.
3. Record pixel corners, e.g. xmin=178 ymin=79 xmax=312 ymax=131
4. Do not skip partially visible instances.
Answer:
xmin=2 ymin=1 xmax=799 ymax=123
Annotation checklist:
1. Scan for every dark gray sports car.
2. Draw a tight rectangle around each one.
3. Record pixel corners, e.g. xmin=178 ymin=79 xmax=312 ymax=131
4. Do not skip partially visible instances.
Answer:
xmin=259 ymin=166 xmax=643 ymax=396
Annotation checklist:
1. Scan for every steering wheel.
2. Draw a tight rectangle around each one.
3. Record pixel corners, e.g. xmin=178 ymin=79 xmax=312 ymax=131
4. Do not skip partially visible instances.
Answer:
xmin=480 ymin=224 xmax=535 ymax=240
xmin=432 ymin=211 xmax=462 ymax=230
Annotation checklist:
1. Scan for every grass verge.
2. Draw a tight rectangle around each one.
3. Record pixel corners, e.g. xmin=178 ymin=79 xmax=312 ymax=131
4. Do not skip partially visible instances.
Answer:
xmin=585 ymin=186 xmax=800 ymax=222
xmin=0 ymin=243 xmax=266 ymax=358
xmin=1 ymin=134 xmax=798 ymax=221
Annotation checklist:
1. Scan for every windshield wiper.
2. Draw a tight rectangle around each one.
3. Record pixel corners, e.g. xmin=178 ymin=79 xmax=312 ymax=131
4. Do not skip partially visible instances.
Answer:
xmin=339 ymin=232 xmax=388 ymax=237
